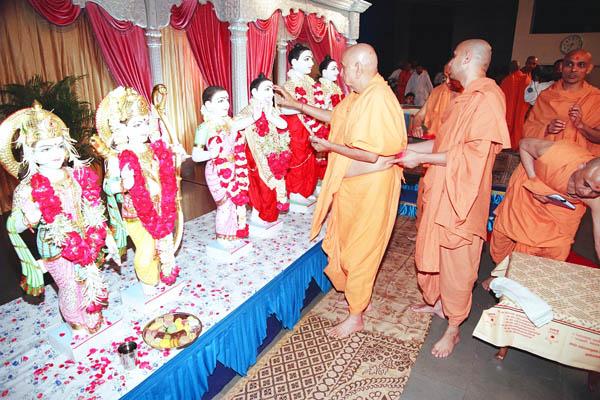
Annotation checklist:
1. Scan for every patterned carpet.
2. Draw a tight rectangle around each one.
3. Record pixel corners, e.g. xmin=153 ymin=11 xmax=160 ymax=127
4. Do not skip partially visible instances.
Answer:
xmin=223 ymin=217 xmax=432 ymax=400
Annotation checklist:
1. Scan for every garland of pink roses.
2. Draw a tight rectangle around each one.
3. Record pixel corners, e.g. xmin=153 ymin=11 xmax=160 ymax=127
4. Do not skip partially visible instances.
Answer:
xmin=118 ymin=140 xmax=177 ymax=240
xmin=30 ymin=167 xmax=108 ymax=313
xmin=254 ymin=112 xmax=292 ymax=180
xmin=208 ymin=126 xmax=250 ymax=207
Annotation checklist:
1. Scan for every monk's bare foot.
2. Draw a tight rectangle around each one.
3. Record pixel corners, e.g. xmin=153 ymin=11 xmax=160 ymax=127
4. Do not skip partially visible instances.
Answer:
xmin=481 ymin=276 xmax=496 ymax=291
xmin=410 ymin=300 xmax=444 ymax=319
xmin=327 ymin=314 xmax=364 ymax=339
xmin=431 ymin=325 xmax=460 ymax=358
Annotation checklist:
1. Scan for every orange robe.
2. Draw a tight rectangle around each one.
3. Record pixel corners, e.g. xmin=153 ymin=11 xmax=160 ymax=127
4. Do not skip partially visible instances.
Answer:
xmin=522 ymin=80 xmax=600 ymax=156
xmin=423 ymin=83 xmax=453 ymax=137
xmin=416 ymin=78 xmax=510 ymax=326
xmin=501 ymin=70 xmax=531 ymax=149
xmin=311 ymin=74 xmax=407 ymax=315
xmin=416 ymin=83 xmax=455 ymax=229
xmin=490 ymin=141 xmax=594 ymax=263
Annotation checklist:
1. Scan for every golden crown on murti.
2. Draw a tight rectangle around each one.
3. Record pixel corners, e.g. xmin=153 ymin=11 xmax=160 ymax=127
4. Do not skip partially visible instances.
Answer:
xmin=95 ymin=86 xmax=150 ymax=148
xmin=0 ymin=101 xmax=70 ymax=178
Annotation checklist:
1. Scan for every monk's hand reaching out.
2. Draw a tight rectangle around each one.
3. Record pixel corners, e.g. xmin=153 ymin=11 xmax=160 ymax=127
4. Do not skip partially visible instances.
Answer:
xmin=547 ymin=119 xmax=566 ymax=135
xmin=273 ymin=85 xmax=296 ymax=109
xmin=310 ymin=136 xmax=330 ymax=152
xmin=568 ymin=104 xmax=584 ymax=129
xmin=387 ymin=149 xmax=422 ymax=169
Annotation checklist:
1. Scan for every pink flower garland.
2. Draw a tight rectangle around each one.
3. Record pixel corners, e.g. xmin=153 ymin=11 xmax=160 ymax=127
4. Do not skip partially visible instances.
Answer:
xmin=118 ymin=140 xmax=177 ymax=240
xmin=30 ymin=167 xmax=108 ymax=313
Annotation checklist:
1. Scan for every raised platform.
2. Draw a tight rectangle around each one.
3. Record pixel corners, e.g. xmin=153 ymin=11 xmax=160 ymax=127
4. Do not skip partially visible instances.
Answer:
xmin=0 ymin=211 xmax=330 ymax=399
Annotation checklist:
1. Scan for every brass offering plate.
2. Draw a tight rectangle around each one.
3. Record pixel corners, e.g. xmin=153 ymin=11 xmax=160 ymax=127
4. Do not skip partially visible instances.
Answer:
xmin=142 ymin=312 xmax=202 ymax=350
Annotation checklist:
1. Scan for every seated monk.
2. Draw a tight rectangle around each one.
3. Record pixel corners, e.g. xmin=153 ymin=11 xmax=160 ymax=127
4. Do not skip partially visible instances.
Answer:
xmin=523 ymin=49 xmax=600 ymax=156
xmin=490 ymin=138 xmax=600 ymax=264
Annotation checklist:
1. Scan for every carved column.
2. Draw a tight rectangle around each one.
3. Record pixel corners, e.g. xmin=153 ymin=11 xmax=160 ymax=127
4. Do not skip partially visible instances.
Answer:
xmin=276 ymin=39 xmax=288 ymax=85
xmin=145 ymin=29 xmax=164 ymax=86
xmin=229 ymin=21 xmax=249 ymax=114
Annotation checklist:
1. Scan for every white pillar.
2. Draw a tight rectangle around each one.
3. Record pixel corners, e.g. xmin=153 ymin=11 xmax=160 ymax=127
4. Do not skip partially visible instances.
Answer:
xmin=229 ymin=21 xmax=249 ymax=114
xmin=276 ymin=40 xmax=288 ymax=85
xmin=145 ymin=29 xmax=163 ymax=86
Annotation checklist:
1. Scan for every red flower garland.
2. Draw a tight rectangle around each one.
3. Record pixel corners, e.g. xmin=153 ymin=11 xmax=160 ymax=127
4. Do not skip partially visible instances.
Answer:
xmin=30 ymin=168 xmax=108 ymax=312
xmin=267 ymin=150 xmax=292 ymax=180
xmin=118 ymin=140 xmax=177 ymax=240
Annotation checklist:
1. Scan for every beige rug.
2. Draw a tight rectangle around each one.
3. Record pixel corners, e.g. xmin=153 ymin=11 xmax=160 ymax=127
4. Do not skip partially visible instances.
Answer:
xmin=223 ymin=217 xmax=431 ymax=400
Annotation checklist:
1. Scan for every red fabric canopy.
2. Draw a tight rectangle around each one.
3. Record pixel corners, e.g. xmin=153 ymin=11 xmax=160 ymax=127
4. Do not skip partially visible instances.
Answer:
xmin=171 ymin=1 xmax=232 ymax=95
xmin=247 ymin=11 xmax=280 ymax=88
xmin=86 ymin=2 xmax=152 ymax=101
xmin=27 ymin=0 xmax=81 ymax=26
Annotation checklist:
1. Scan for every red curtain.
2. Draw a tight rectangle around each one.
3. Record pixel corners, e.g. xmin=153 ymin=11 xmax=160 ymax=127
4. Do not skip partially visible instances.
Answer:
xmin=171 ymin=2 xmax=232 ymax=95
xmin=286 ymin=13 xmax=347 ymax=91
xmin=27 ymin=0 xmax=81 ymax=26
xmin=283 ymin=9 xmax=304 ymax=38
xmin=86 ymin=3 xmax=152 ymax=101
xmin=247 ymin=11 xmax=280 ymax=87
xmin=169 ymin=0 xmax=197 ymax=30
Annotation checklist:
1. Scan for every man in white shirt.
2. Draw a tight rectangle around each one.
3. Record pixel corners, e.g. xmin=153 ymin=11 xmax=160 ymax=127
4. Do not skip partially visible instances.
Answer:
xmin=405 ymin=64 xmax=433 ymax=106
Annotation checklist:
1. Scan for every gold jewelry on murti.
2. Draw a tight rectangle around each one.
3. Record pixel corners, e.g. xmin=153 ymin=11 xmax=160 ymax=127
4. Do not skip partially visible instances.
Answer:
xmin=0 ymin=101 xmax=69 ymax=178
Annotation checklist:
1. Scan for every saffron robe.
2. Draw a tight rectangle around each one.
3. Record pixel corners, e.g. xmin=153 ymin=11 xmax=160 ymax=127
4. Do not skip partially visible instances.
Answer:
xmin=311 ymin=74 xmax=407 ymax=314
xmin=416 ymin=77 xmax=510 ymax=326
xmin=500 ymin=70 xmax=531 ymax=149
xmin=491 ymin=140 xmax=594 ymax=262
xmin=523 ymin=80 xmax=600 ymax=156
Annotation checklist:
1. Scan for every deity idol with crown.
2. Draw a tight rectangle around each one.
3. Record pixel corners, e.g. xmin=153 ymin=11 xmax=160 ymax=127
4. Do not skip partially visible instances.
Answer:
xmin=313 ymin=55 xmax=345 ymax=178
xmin=192 ymin=86 xmax=263 ymax=245
xmin=238 ymin=74 xmax=291 ymax=224
xmin=282 ymin=43 xmax=328 ymax=205
xmin=93 ymin=86 xmax=182 ymax=289
xmin=0 ymin=102 xmax=119 ymax=333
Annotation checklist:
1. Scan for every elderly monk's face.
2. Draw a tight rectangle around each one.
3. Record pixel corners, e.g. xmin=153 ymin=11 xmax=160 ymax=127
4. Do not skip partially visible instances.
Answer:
xmin=568 ymin=162 xmax=600 ymax=199
xmin=341 ymin=54 xmax=358 ymax=92
xmin=562 ymin=53 xmax=593 ymax=85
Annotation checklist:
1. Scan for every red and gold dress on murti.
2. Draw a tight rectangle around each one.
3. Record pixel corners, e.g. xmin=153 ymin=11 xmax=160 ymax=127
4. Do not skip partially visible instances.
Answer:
xmin=282 ymin=72 xmax=326 ymax=198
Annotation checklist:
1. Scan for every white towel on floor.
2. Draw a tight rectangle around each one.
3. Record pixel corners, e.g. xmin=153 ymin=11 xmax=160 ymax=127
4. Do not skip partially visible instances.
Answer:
xmin=490 ymin=277 xmax=554 ymax=327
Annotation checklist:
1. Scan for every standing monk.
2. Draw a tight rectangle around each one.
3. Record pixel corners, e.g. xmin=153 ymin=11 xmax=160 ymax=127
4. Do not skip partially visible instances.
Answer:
xmin=491 ymin=138 xmax=600 ymax=263
xmin=390 ymin=39 xmax=510 ymax=357
xmin=410 ymin=63 xmax=463 ymax=236
xmin=275 ymin=44 xmax=407 ymax=338
xmin=501 ymin=55 xmax=537 ymax=149
xmin=523 ymin=49 xmax=600 ymax=156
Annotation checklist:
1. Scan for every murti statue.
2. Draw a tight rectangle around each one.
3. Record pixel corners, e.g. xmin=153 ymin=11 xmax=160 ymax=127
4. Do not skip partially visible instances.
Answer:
xmin=313 ymin=55 xmax=345 ymax=179
xmin=239 ymin=74 xmax=291 ymax=223
xmin=0 ymin=102 xmax=119 ymax=333
xmin=192 ymin=86 xmax=259 ymax=244
xmin=92 ymin=86 xmax=183 ymax=290
xmin=282 ymin=43 xmax=327 ymax=205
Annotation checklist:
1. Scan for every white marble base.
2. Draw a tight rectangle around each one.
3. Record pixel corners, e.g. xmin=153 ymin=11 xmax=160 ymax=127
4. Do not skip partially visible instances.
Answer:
xmin=121 ymin=280 xmax=185 ymax=314
xmin=249 ymin=218 xmax=283 ymax=238
xmin=47 ymin=312 xmax=125 ymax=362
xmin=289 ymin=193 xmax=317 ymax=214
xmin=206 ymin=239 xmax=253 ymax=263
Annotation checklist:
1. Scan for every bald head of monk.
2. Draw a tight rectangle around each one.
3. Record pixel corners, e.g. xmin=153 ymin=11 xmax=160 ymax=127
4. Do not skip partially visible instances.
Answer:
xmin=568 ymin=157 xmax=600 ymax=199
xmin=341 ymin=43 xmax=378 ymax=93
xmin=561 ymin=49 xmax=593 ymax=88
xmin=448 ymin=39 xmax=492 ymax=88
